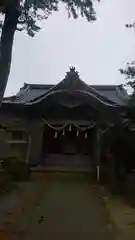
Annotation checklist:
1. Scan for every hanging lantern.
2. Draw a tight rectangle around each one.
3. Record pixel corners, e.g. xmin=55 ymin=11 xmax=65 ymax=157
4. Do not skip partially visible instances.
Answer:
xmin=76 ymin=129 xmax=79 ymax=137
xmin=54 ymin=131 xmax=58 ymax=138
xmin=85 ymin=132 xmax=88 ymax=139
xmin=69 ymin=124 xmax=71 ymax=131
xmin=62 ymin=129 xmax=65 ymax=136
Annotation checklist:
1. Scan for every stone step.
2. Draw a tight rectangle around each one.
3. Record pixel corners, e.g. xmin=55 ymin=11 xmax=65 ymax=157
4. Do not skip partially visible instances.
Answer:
xmin=31 ymin=165 xmax=95 ymax=173
xmin=42 ymin=154 xmax=93 ymax=167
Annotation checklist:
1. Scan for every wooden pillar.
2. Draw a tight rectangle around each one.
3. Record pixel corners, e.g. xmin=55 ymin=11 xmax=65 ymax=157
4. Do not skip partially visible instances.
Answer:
xmin=95 ymin=125 xmax=101 ymax=181
xmin=26 ymin=134 xmax=31 ymax=163
xmin=28 ymin=119 xmax=44 ymax=166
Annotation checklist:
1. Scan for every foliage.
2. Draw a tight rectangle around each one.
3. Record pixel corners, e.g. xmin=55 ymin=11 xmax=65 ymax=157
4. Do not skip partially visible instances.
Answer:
xmin=120 ymin=62 xmax=135 ymax=84
xmin=0 ymin=0 xmax=100 ymax=37
xmin=2 ymin=157 xmax=30 ymax=181
xmin=120 ymin=23 xmax=135 ymax=82
xmin=120 ymin=23 xmax=135 ymax=105
xmin=120 ymin=62 xmax=135 ymax=104
xmin=120 ymin=68 xmax=135 ymax=107
xmin=0 ymin=169 xmax=13 ymax=194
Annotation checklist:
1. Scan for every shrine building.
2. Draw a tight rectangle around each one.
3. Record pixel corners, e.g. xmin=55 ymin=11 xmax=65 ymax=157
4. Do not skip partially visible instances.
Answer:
xmin=0 ymin=67 xmax=128 ymax=176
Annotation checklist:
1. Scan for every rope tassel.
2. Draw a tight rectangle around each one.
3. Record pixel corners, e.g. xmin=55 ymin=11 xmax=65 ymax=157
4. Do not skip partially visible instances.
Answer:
xmin=54 ymin=131 xmax=58 ymax=138
xmin=85 ymin=132 xmax=88 ymax=139
xmin=76 ymin=129 xmax=79 ymax=137
xmin=69 ymin=125 xmax=71 ymax=131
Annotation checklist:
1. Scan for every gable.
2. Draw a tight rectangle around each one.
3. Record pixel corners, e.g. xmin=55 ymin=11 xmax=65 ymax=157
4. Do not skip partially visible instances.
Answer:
xmin=3 ymin=67 xmax=128 ymax=107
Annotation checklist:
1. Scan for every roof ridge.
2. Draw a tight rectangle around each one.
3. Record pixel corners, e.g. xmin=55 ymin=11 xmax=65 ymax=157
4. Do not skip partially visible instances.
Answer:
xmin=21 ymin=83 xmax=119 ymax=89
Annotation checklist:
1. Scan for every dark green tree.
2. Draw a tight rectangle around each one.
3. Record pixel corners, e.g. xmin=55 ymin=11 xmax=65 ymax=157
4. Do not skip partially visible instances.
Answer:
xmin=0 ymin=0 xmax=99 ymax=105
xmin=120 ymin=22 xmax=135 ymax=105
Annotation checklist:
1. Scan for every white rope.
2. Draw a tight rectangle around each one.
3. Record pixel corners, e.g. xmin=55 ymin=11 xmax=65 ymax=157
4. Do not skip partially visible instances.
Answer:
xmin=74 ymin=122 xmax=96 ymax=131
xmin=41 ymin=118 xmax=68 ymax=131
xmin=41 ymin=117 xmax=96 ymax=131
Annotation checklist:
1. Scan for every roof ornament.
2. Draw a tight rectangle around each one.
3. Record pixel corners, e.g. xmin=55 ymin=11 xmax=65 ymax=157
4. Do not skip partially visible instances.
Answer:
xmin=65 ymin=66 xmax=80 ymax=81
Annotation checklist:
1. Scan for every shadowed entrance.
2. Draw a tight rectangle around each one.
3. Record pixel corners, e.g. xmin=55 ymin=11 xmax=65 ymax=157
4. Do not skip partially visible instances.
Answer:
xmin=41 ymin=123 xmax=96 ymax=172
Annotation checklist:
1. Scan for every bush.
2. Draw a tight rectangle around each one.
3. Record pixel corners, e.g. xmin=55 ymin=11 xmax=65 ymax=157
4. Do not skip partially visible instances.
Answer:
xmin=2 ymin=158 xmax=30 ymax=181
xmin=0 ymin=169 xmax=13 ymax=194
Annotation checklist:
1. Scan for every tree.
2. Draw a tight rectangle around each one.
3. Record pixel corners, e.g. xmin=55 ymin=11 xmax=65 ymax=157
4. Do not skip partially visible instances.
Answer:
xmin=120 ymin=22 xmax=135 ymax=105
xmin=0 ymin=0 xmax=99 ymax=105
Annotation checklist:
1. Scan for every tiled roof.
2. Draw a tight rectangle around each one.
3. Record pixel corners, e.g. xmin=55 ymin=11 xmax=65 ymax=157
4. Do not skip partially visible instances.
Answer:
xmin=3 ymin=68 xmax=128 ymax=106
xmin=4 ymin=83 xmax=128 ymax=106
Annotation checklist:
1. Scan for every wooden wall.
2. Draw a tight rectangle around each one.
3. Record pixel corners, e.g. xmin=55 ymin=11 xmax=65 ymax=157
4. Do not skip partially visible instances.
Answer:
xmin=0 ymin=111 xmax=44 ymax=166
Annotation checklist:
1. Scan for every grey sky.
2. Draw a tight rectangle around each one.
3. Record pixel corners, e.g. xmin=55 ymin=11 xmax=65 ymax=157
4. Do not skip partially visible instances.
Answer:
xmin=5 ymin=0 xmax=135 ymax=96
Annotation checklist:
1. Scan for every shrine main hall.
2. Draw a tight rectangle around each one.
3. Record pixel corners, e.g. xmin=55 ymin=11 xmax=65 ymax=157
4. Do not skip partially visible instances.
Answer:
xmin=0 ymin=67 xmax=128 ymax=175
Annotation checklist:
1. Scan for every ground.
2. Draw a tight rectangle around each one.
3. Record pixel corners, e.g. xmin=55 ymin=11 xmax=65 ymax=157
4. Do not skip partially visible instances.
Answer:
xmin=0 ymin=172 xmax=134 ymax=240
xmin=101 ymin=185 xmax=135 ymax=240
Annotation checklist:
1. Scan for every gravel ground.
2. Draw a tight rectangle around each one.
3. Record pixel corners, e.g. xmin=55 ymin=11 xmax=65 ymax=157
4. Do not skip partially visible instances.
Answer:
xmin=0 ymin=172 xmax=117 ymax=240
xmin=100 ymin=185 xmax=135 ymax=240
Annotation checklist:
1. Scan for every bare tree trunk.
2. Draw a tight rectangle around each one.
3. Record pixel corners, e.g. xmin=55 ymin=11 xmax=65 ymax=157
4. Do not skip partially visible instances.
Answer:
xmin=0 ymin=5 xmax=20 ymax=106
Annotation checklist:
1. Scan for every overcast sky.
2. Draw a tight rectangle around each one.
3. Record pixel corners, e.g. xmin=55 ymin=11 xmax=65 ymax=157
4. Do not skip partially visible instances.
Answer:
xmin=5 ymin=0 xmax=135 ymax=96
